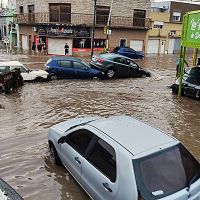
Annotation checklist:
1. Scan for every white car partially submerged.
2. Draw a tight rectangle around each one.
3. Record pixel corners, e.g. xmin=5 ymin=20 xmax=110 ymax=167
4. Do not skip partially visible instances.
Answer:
xmin=0 ymin=61 xmax=51 ymax=82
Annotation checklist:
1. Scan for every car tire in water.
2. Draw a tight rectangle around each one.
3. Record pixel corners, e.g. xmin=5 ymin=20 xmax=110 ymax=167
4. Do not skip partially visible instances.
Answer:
xmin=106 ymin=68 xmax=115 ymax=79
xmin=34 ymin=77 xmax=45 ymax=82
xmin=51 ymin=74 xmax=58 ymax=80
xmin=49 ymin=144 xmax=61 ymax=165
xmin=92 ymin=76 xmax=99 ymax=80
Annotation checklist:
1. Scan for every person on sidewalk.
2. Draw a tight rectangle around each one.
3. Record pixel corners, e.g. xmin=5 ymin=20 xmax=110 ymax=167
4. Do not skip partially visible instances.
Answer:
xmin=64 ymin=43 xmax=69 ymax=55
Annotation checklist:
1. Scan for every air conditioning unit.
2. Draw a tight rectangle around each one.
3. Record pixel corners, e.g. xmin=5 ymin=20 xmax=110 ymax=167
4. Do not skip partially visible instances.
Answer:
xmin=32 ymin=27 xmax=37 ymax=32
xmin=169 ymin=31 xmax=175 ymax=37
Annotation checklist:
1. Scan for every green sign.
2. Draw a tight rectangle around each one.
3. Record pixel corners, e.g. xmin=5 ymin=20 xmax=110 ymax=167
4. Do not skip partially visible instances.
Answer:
xmin=182 ymin=10 xmax=200 ymax=48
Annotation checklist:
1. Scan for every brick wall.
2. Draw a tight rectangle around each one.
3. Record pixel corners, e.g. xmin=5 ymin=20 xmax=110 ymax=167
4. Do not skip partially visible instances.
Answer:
xmin=16 ymin=0 xmax=151 ymax=17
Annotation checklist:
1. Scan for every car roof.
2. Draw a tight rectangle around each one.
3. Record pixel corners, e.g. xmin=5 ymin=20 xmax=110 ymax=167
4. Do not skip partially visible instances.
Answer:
xmin=51 ymin=56 xmax=81 ymax=62
xmin=89 ymin=116 xmax=177 ymax=155
xmin=0 ymin=61 xmax=23 ymax=66
xmin=100 ymin=53 xmax=131 ymax=59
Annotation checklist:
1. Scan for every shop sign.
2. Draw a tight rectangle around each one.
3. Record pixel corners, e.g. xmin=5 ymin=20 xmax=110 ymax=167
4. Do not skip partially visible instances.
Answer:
xmin=38 ymin=27 xmax=47 ymax=36
xmin=74 ymin=27 xmax=90 ymax=37
xmin=182 ymin=10 xmax=200 ymax=48
xmin=47 ymin=27 xmax=74 ymax=37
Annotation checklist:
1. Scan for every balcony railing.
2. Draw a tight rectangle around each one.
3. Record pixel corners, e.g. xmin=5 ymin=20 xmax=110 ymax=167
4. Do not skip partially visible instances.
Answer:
xmin=17 ymin=13 xmax=151 ymax=29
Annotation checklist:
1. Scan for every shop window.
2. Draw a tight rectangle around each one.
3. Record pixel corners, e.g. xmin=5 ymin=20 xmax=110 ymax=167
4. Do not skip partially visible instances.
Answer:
xmin=133 ymin=9 xmax=146 ymax=27
xmin=49 ymin=3 xmax=71 ymax=23
xmin=119 ymin=39 xmax=126 ymax=47
xmin=19 ymin=6 xmax=24 ymax=14
xmin=172 ymin=12 xmax=181 ymax=22
xmin=96 ymin=6 xmax=110 ymax=25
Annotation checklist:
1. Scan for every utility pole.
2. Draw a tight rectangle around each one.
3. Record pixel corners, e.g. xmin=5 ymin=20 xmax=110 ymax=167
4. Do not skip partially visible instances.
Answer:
xmin=91 ymin=0 xmax=97 ymax=58
xmin=106 ymin=0 xmax=114 ymax=49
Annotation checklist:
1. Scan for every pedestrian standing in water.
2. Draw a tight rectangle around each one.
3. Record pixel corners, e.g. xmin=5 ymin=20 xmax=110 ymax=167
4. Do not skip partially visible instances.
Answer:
xmin=37 ymin=43 xmax=42 ymax=55
xmin=31 ymin=42 xmax=36 ymax=54
xmin=43 ymin=43 xmax=47 ymax=55
xmin=64 ymin=43 xmax=69 ymax=55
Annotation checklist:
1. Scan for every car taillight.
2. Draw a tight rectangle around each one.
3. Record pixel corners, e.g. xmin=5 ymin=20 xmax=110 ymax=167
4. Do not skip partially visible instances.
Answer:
xmin=96 ymin=58 xmax=105 ymax=63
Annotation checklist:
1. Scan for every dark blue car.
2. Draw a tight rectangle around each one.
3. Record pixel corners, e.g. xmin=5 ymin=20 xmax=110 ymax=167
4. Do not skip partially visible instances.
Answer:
xmin=112 ymin=47 xmax=144 ymax=59
xmin=45 ymin=56 xmax=105 ymax=79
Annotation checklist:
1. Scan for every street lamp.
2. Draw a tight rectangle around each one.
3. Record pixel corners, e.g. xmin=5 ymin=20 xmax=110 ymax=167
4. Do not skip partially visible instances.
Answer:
xmin=91 ymin=0 xmax=97 ymax=58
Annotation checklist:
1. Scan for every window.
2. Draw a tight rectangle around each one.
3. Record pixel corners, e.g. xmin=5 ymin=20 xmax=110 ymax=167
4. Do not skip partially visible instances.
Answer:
xmin=133 ymin=9 xmax=146 ymax=27
xmin=88 ymin=139 xmax=116 ymax=182
xmin=49 ymin=3 xmax=71 ymax=23
xmin=153 ymin=21 xmax=164 ymax=29
xmin=133 ymin=144 xmax=200 ymax=199
xmin=60 ymin=60 xmax=72 ymax=68
xmin=67 ymin=129 xmax=94 ymax=156
xmin=19 ymin=6 xmax=24 ymax=14
xmin=172 ymin=12 xmax=181 ymax=22
xmin=73 ymin=62 xmax=87 ymax=70
xmin=114 ymin=57 xmax=127 ymax=65
xmin=28 ymin=5 xmax=35 ymax=22
xmin=96 ymin=6 xmax=110 ymax=25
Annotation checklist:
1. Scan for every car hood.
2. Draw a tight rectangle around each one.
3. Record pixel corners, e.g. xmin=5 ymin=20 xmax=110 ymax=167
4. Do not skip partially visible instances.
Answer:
xmin=29 ymin=69 xmax=49 ymax=75
xmin=51 ymin=116 xmax=102 ymax=133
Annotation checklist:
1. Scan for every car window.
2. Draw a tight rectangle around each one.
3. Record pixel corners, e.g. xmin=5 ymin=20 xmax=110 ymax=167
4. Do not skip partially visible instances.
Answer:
xmin=129 ymin=60 xmax=138 ymax=68
xmin=187 ymin=68 xmax=200 ymax=77
xmin=133 ymin=144 xmax=200 ymax=199
xmin=67 ymin=129 xmax=94 ymax=156
xmin=88 ymin=138 xmax=116 ymax=182
xmin=0 ymin=66 xmax=10 ymax=74
xmin=114 ymin=57 xmax=127 ymax=65
xmin=60 ymin=60 xmax=72 ymax=68
xmin=73 ymin=61 xmax=87 ymax=70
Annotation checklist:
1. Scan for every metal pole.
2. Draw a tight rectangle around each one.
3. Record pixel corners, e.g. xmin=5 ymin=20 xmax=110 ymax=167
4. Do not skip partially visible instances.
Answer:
xmin=106 ymin=0 xmax=114 ymax=49
xmin=193 ymin=48 xmax=198 ymax=66
xmin=91 ymin=0 xmax=97 ymax=59
xmin=178 ymin=46 xmax=186 ymax=97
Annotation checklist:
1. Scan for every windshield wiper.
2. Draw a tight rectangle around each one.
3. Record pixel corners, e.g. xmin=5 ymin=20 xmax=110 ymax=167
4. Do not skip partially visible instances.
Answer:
xmin=186 ymin=169 xmax=200 ymax=191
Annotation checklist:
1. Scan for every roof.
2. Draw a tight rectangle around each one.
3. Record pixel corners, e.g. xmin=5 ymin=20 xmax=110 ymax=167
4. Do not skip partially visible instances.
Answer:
xmin=152 ymin=0 xmax=200 ymax=5
xmin=89 ymin=116 xmax=177 ymax=155
xmin=100 ymin=53 xmax=129 ymax=59
xmin=0 ymin=61 xmax=23 ymax=66
xmin=51 ymin=56 xmax=81 ymax=62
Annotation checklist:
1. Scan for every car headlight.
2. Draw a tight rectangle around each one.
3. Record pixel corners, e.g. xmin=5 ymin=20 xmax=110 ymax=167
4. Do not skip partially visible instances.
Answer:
xmin=101 ymin=72 xmax=105 ymax=75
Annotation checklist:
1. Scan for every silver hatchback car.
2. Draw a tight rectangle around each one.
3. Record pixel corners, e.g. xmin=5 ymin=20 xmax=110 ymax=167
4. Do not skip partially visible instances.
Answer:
xmin=48 ymin=116 xmax=200 ymax=200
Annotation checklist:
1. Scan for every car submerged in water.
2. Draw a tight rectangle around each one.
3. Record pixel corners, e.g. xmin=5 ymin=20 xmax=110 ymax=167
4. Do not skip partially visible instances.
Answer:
xmin=45 ymin=56 xmax=105 ymax=80
xmin=171 ymin=66 xmax=200 ymax=99
xmin=48 ymin=115 xmax=200 ymax=200
xmin=90 ymin=53 xmax=150 ymax=79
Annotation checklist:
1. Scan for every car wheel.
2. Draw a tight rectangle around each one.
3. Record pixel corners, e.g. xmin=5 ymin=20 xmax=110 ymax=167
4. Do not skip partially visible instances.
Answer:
xmin=51 ymin=74 xmax=58 ymax=80
xmin=49 ymin=144 xmax=61 ymax=165
xmin=142 ymin=74 xmax=147 ymax=78
xmin=92 ymin=76 xmax=99 ymax=80
xmin=106 ymin=68 xmax=115 ymax=78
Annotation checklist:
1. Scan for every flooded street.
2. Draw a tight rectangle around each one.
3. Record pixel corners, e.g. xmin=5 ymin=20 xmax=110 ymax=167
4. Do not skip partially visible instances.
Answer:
xmin=0 ymin=52 xmax=200 ymax=200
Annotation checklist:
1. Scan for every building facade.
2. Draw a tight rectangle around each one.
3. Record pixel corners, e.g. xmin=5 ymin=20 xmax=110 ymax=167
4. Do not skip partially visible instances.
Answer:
xmin=147 ymin=0 xmax=200 ymax=54
xmin=16 ymin=0 xmax=151 ymax=55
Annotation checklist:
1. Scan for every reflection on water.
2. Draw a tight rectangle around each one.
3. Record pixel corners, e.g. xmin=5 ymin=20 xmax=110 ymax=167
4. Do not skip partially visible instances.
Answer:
xmin=0 ymin=53 xmax=200 ymax=199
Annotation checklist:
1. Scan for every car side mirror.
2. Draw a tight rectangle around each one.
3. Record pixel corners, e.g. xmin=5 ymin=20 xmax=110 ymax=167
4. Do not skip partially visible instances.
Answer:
xmin=58 ymin=136 xmax=68 ymax=144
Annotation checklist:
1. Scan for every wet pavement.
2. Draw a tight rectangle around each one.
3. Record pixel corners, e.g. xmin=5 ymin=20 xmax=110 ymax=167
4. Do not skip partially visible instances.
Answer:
xmin=0 ymin=52 xmax=200 ymax=200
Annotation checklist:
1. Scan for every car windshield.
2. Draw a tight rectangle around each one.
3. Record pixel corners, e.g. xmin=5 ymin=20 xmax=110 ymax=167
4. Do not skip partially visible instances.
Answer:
xmin=186 ymin=67 xmax=200 ymax=77
xmin=133 ymin=144 xmax=200 ymax=200
xmin=0 ymin=66 xmax=8 ymax=74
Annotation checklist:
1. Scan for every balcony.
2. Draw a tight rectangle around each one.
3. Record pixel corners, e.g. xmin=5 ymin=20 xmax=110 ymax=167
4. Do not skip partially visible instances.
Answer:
xmin=17 ymin=12 xmax=151 ymax=29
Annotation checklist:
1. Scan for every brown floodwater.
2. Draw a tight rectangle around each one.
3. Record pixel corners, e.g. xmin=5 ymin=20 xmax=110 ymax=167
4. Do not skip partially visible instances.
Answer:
xmin=0 ymin=52 xmax=200 ymax=200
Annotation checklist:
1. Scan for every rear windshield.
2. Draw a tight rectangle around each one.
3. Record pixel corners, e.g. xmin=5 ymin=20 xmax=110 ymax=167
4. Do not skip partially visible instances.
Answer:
xmin=133 ymin=144 xmax=200 ymax=200
xmin=100 ymin=54 xmax=115 ymax=60
xmin=0 ymin=66 xmax=9 ymax=74
xmin=186 ymin=68 xmax=200 ymax=77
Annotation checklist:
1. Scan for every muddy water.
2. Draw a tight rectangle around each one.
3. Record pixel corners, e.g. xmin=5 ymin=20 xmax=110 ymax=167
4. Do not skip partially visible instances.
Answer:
xmin=0 ymin=53 xmax=200 ymax=200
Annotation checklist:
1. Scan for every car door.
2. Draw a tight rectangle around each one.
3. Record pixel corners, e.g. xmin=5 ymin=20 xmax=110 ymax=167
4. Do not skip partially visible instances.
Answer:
xmin=12 ymin=65 xmax=32 ymax=81
xmin=73 ymin=61 xmax=91 ymax=79
xmin=60 ymin=129 xmax=94 ymax=182
xmin=82 ymin=136 xmax=119 ymax=200
xmin=113 ymin=57 xmax=132 ymax=77
xmin=58 ymin=60 xmax=74 ymax=78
